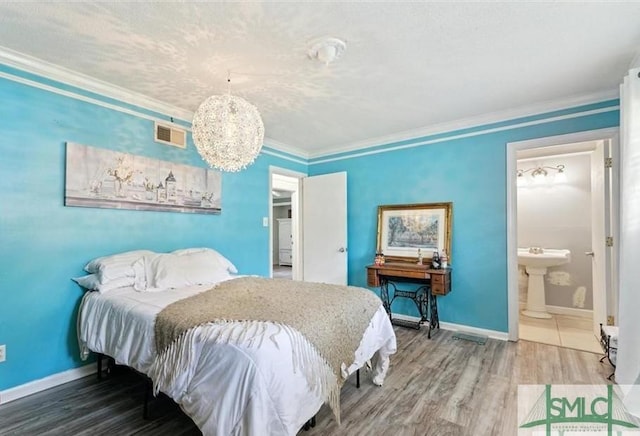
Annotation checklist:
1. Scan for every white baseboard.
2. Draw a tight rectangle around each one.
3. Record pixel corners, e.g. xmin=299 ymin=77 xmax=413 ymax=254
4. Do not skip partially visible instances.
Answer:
xmin=0 ymin=363 xmax=97 ymax=405
xmin=518 ymin=302 xmax=593 ymax=318
xmin=391 ymin=313 xmax=509 ymax=341
xmin=439 ymin=321 xmax=509 ymax=341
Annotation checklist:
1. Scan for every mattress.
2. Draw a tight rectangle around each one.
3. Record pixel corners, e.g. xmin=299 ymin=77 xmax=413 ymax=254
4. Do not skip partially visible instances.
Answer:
xmin=78 ymin=279 xmax=397 ymax=435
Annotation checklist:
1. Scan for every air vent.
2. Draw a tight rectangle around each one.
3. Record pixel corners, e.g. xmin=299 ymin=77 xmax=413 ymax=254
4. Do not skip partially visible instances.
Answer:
xmin=155 ymin=122 xmax=186 ymax=149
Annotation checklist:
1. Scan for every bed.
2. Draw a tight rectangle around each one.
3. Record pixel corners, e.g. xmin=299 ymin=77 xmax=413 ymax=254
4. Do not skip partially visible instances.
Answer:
xmin=75 ymin=249 xmax=397 ymax=436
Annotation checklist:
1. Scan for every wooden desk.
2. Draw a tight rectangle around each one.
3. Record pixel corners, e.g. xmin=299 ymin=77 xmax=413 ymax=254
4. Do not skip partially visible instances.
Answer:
xmin=366 ymin=263 xmax=451 ymax=338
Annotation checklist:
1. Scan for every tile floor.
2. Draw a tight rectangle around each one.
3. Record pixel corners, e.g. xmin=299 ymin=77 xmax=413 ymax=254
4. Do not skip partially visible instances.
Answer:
xmin=519 ymin=313 xmax=603 ymax=354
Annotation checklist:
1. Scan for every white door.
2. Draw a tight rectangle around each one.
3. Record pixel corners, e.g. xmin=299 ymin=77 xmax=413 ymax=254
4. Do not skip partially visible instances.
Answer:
xmin=616 ymin=67 xmax=640 ymax=388
xmin=590 ymin=141 xmax=609 ymax=337
xmin=302 ymin=172 xmax=347 ymax=285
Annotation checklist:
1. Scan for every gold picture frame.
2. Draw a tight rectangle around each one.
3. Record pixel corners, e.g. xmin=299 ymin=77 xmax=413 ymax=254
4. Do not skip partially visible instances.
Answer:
xmin=376 ymin=202 xmax=452 ymax=263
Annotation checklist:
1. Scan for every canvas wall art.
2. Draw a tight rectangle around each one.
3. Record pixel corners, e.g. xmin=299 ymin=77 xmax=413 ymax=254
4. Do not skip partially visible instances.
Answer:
xmin=65 ymin=142 xmax=222 ymax=214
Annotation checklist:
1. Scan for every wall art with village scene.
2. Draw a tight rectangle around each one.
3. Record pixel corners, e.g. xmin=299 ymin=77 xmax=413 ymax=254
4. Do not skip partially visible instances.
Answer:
xmin=65 ymin=142 xmax=221 ymax=214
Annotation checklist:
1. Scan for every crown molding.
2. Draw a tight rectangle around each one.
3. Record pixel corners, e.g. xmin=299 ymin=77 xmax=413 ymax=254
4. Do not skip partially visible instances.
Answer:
xmin=0 ymin=46 xmax=309 ymax=160
xmin=0 ymin=45 xmax=620 ymax=164
xmin=310 ymin=106 xmax=618 ymax=165
xmin=0 ymin=45 xmax=194 ymax=122
xmin=309 ymin=88 xmax=620 ymax=159
xmin=261 ymin=148 xmax=308 ymax=166
xmin=263 ymin=138 xmax=310 ymax=160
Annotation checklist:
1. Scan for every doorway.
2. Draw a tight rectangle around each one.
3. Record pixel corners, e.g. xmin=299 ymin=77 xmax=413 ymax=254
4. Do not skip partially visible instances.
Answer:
xmin=516 ymin=144 xmax=601 ymax=352
xmin=272 ymin=189 xmax=293 ymax=279
xmin=269 ymin=168 xmax=305 ymax=280
xmin=506 ymin=128 xmax=619 ymax=349
xmin=268 ymin=169 xmax=349 ymax=284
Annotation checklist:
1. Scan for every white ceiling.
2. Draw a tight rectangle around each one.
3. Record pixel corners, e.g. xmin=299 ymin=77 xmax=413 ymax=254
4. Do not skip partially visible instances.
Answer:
xmin=0 ymin=2 xmax=638 ymax=157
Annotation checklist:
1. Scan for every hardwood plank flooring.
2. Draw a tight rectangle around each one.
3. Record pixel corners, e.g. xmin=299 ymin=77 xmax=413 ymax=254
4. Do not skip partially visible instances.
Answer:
xmin=0 ymin=328 xmax=611 ymax=436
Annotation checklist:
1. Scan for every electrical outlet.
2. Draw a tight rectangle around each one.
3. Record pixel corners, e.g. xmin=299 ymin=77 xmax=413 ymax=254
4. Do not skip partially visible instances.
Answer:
xmin=0 ymin=345 xmax=5 ymax=363
xmin=262 ymin=217 xmax=269 ymax=227
xmin=607 ymin=316 xmax=615 ymax=326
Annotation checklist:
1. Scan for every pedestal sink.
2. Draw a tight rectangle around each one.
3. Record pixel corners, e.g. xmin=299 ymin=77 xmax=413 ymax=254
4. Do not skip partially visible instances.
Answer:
xmin=518 ymin=248 xmax=571 ymax=319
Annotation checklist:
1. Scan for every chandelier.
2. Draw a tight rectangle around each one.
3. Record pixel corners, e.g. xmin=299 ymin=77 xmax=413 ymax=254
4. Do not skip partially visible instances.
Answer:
xmin=192 ymin=78 xmax=264 ymax=172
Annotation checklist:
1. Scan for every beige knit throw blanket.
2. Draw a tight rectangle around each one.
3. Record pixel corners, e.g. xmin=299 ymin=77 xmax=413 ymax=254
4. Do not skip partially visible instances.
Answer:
xmin=149 ymin=276 xmax=382 ymax=422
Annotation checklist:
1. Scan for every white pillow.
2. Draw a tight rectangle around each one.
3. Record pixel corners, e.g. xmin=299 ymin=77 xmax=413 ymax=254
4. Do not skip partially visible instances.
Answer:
xmin=72 ymin=274 xmax=134 ymax=293
xmin=134 ymin=251 xmax=233 ymax=291
xmin=172 ymin=247 xmax=238 ymax=274
xmin=84 ymin=250 xmax=154 ymax=273
xmin=84 ymin=250 xmax=155 ymax=284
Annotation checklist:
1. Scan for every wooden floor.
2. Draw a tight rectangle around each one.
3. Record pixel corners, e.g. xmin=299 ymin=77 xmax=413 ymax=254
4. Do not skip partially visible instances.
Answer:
xmin=273 ymin=264 xmax=293 ymax=279
xmin=0 ymin=328 xmax=612 ymax=436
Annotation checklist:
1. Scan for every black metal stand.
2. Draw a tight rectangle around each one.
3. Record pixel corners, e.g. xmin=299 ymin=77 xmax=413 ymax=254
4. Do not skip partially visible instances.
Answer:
xmin=599 ymin=323 xmax=616 ymax=381
xmin=380 ymin=277 xmax=440 ymax=338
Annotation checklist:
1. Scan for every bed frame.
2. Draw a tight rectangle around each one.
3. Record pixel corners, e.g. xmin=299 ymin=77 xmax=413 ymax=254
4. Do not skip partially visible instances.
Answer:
xmin=96 ymin=353 xmax=116 ymax=380
xmin=95 ymin=352 xmax=360 ymax=431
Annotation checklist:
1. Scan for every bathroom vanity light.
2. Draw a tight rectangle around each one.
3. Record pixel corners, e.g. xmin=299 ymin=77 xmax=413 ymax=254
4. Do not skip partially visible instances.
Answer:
xmin=517 ymin=164 xmax=566 ymax=184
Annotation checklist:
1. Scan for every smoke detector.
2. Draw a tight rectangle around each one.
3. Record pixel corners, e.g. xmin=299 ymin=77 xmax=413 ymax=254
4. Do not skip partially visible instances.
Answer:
xmin=307 ymin=37 xmax=347 ymax=65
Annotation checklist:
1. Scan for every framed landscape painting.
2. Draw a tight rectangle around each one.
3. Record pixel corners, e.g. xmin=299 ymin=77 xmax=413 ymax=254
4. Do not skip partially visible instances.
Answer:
xmin=376 ymin=202 xmax=452 ymax=263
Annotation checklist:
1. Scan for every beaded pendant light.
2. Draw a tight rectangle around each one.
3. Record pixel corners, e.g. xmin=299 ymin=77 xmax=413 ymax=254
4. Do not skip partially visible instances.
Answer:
xmin=192 ymin=76 xmax=264 ymax=172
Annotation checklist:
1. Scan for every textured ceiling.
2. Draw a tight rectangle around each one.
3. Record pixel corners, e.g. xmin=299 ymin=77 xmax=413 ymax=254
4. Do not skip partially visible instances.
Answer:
xmin=0 ymin=2 xmax=638 ymax=156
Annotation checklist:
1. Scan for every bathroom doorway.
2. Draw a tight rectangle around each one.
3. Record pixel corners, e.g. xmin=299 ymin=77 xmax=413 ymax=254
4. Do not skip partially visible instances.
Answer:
xmin=506 ymin=128 xmax=619 ymax=352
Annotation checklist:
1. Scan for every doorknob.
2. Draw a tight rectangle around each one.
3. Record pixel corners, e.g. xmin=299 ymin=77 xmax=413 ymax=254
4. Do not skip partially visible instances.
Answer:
xmin=585 ymin=251 xmax=595 ymax=257
xmin=338 ymin=247 xmax=346 ymax=253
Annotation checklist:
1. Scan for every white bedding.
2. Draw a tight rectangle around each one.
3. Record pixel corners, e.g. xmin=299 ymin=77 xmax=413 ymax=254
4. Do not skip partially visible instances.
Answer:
xmin=78 ymin=280 xmax=397 ymax=436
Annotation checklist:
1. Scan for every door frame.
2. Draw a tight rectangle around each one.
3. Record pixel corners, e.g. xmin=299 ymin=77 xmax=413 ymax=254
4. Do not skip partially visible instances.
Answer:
xmin=506 ymin=127 xmax=619 ymax=341
xmin=269 ymin=166 xmax=306 ymax=280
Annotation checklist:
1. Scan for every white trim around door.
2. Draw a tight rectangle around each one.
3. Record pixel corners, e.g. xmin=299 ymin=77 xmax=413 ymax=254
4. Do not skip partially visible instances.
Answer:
xmin=269 ymin=167 xmax=306 ymax=280
xmin=506 ymin=127 xmax=619 ymax=341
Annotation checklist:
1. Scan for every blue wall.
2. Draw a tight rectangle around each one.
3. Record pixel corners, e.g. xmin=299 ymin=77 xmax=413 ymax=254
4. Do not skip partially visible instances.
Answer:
xmin=0 ymin=61 xmax=620 ymax=392
xmin=0 ymin=69 xmax=306 ymax=390
xmin=309 ymin=101 xmax=619 ymax=333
